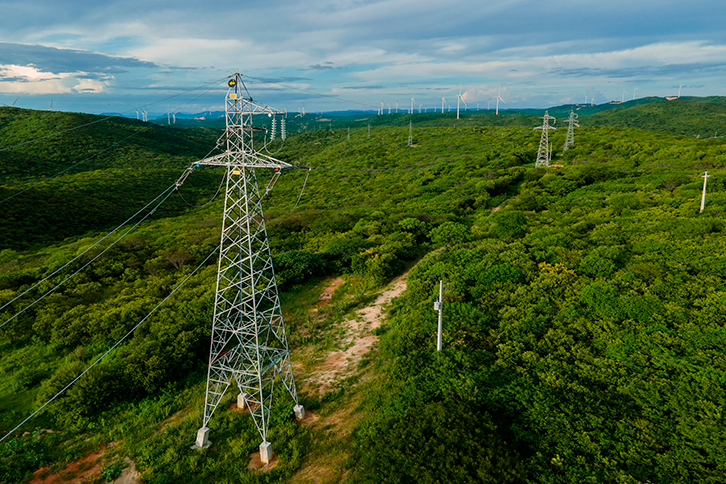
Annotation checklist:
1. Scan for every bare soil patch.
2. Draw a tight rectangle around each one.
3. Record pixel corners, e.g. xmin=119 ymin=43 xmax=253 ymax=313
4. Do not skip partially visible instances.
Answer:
xmin=303 ymin=273 xmax=407 ymax=397
xmin=247 ymin=451 xmax=280 ymax=472
xmin=30 ymin=449 xmax=105 ymax=484
xmin=290 ymin=273 xmax=409 ymax=483
xmin=112 ymin=459 xmax=142 ymax=484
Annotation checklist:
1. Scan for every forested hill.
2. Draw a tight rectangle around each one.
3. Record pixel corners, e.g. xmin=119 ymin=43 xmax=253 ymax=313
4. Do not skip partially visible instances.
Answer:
xmin=580 ymin=96 xmax=726 ymax=137
xmin=2 ymin=106 xmax=726 ymax=483
xmin=0 ymin=108 xmax=223 ymax=249
xmin=0 ymin=107 xmax=221 ymax=179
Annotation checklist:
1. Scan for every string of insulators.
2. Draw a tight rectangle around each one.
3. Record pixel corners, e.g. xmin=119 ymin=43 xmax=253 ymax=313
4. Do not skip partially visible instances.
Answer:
xmin=281 ymin=118 xmax=286 ymax=140
xmin=271 ymin=118 xmax=277 ymax=142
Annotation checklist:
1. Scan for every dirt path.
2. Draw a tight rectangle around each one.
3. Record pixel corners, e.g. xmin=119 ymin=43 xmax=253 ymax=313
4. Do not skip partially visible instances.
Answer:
xmin=303 ymin=273 xmax=408 ymax=397
xmin=491 ymin=194 xmax=520 ymax=214
xmin=290 ymin=273 xmax=409 ymax=484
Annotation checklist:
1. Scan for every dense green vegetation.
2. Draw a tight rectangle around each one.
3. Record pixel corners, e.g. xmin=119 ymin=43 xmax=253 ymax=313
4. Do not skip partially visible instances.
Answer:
xmin=582 ymin=97 xmax=726 ymax=138
xmin=1 ymin=103 xmax=726 ymax=483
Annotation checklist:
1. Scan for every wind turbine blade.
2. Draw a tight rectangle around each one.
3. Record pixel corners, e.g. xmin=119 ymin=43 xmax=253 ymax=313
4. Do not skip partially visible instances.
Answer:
xmin=12 ymin=97 xmax=18 ymax=106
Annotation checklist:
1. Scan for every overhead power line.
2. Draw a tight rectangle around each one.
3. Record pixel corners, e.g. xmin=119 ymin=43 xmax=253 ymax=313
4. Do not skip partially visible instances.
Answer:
xmin=240 ymin=74 xmax=378 ymax=110
xmin=0 ymin=246 xmax=219 ymax=444
xmin=0 ymin=183 xmax=179 ymax=331
xmin=0 ymin=126 xmax=153 ymax=205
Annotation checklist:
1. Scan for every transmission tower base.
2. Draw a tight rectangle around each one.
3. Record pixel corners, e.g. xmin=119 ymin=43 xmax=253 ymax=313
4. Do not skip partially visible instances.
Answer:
xmin=260 ymin=441 xmax=273 ymax=464
xmin=294 ymin=404 xmax=306 ymax=420
xmin=237 ymin=393 xmax=247 ymax=410
xmin=193 ymin=427 xmax=210 ymax=449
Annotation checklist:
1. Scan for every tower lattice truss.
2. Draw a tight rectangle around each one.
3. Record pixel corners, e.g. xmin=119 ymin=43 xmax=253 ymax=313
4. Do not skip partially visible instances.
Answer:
xmin=194 ymin=75 xmax=303 ymax=459
xmin=534 ymin=111 xmax=556 ymax=168
xmin=563 ymin=110 xmax=578 ymax=152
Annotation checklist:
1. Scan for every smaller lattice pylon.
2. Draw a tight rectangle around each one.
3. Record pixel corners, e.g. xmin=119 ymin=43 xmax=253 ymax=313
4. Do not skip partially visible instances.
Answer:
xmin=534 ymin=111 xmax=556 ymax=168
xmin=562 ymin=110 xmax=579 ymax=152
xmin=407 ymin=120 xmax=413 ymax=146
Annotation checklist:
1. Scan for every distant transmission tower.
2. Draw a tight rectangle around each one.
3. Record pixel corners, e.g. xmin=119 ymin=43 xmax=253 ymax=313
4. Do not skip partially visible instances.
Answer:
xmin=194 ymin=74 xmax=304 ymax=463
xmin=534 ymin=111 xmax=556 ymax=168
xmin=408 ymin=120 xmax=413 ymax=146
xmin=562 ymin=110 xmax=578 ymax=152
xmin=367 ymin=124 xmax=371 ymax=139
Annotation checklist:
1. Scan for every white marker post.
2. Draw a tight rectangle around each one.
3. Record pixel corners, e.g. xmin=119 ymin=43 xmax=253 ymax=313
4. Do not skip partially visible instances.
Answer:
xmin=701 ymin=171 xmax=710 ymax=213
xmin=434 ymin=280 xmax=443 ymax=351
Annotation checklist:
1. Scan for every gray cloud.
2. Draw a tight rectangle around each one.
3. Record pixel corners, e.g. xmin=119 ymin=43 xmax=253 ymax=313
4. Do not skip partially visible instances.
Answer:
xmin=550 ymin=62 xmax=726 ymax=79
xmin=0 ymin=42 xmax=156 ymax=73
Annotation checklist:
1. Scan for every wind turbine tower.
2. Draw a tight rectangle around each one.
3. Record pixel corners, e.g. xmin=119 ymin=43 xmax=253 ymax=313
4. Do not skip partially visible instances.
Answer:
xmin=562 ymin=110 xmax=579 ymax=152
xmin=193 ymin=74 xmax=304 ymax=463
xmin=410 ymin=97 xmax=415 ymax=114
xmin=534 ymin=111 xmax=557 ymax=168
xmin=679 ymin=85 xmax=683 ymax=98
xmin=441 ymin=96 xmax=445 ymax=114
xmin=495 ymin=88 xmax=505 ymax=115
xmin=456 ymin=86 xmax=467 ymax=120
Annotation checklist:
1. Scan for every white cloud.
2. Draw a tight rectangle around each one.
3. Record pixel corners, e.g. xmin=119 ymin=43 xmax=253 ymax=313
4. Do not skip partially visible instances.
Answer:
xmin=0 ymin=64 xmax=110 ymax=94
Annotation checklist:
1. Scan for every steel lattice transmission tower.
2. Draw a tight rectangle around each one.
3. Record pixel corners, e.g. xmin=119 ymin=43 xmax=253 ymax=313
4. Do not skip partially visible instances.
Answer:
xmin=562 ymin=110 xmax=579 ymax=152
xmin=194 ymin=74 xmax=304 ymax=463
xmin=534 ymin=111 xmax=557 ymax=168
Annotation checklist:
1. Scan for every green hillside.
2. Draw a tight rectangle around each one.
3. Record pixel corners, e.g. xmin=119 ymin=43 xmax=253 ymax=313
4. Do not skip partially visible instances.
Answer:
xmin=1 ymin=106 xmax=726 ymax=483
xmin=581 ymin=97 xmax=726 ymax=137
xmin=0 ymin=108 xmax=223 ymax=249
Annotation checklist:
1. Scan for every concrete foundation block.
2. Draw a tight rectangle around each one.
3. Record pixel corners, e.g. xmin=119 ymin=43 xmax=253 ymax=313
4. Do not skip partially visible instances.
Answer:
xmin=293 ymin=404 xmax=305 ymax=420
xmin=260 ymin=441 xmax=273 ymax=464
xmin=237 ymin=393 xmax=246 ymax=410
xmin=194 ymin=427 xmax=209 ymax=449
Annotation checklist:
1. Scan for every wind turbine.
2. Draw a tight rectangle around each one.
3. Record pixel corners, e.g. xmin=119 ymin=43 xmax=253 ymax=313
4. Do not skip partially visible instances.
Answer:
xmin=11 ymin=97 xmax=18 ymax=106
xmin=441 ymin=96 xmax=445 ymax=114
xmin=410 ymin=97 xmax=415 ymax=114
xmin=678 ymin=85 xmax=683 ymax=98
xmin=456 ymin=85 xmax=464 ymax=119
xmin=419 ymin=104 xmax=422 ymax=113
xmin=633 ymin=87 xmax=638 ymax=100
xmin=495 ymin=87 xmax=505 ymax=115
xmin=395 ymin=101 xmax=398 ymax=113
xmin=622 ymin=92 xmax=626 ymax=103
xmin=381 ymin=100 xmax=385 ymax=115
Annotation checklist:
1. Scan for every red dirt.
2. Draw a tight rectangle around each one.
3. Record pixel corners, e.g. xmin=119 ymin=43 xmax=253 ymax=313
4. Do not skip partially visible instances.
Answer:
xmin=30 ymin=449 xmax=105 ymax=484
xmin=248 ymin=451 xmax=280 ymax=472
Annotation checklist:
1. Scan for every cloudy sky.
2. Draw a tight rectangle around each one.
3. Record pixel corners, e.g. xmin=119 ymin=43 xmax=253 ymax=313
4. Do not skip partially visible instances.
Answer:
xmin=0 ymin=0 xmax=724 ymax=114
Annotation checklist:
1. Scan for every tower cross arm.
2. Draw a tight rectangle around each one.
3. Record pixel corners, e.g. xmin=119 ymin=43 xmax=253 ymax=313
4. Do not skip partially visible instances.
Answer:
xmin=196 ymin=150 xmax=295 ymax=170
